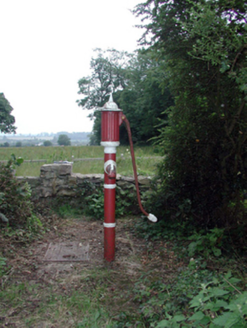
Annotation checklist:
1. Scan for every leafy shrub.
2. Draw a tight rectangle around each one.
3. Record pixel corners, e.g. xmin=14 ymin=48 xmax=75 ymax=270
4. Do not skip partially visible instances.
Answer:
xmin=55 ymin=204 xmax=84 ymax=218
xmin=43 ymin=140 xmax=53 ymax=146
xmin=83 ymin=181 xmax=137 ymax=220
xmin=188 ymin=228 xmax=225 ymax=258
xmin=57 ymin=134 xmax=71 ymax=146
xmin=0 ymin=155 xmax=34 ymax=227
xmin=130 ymin=266 xmax=247 ymax=328
xmin=186 ymin=272 xmax=247 ymax=328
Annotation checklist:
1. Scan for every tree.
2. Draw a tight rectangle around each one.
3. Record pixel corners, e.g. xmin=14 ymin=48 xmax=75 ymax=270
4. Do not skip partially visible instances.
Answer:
xmin=57 ymin=134 xmax=71 ymax=146
xmin=0 ymin=93 xmax=16 ymax=134
xmin=43 ymin=140 xmax=53 ymax=147
xmin=116 ymin=49 xmax=173 ymax=144
xmin=16 ymin=141 xmax=22 ymax=147
xmin=77 ymin=48 xmax=173 ymax=145
xmin=77 ymin=48 xmax=132 ymax=110
xmin=135 ymin=0 xmax=247 ymax=228
xmin=77 ymin=48 xmax=132 ymax=145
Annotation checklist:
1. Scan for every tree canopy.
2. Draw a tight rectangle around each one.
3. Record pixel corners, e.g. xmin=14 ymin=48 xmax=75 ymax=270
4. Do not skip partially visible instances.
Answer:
xmin=76 ymin=0 xmax=247 ymax=232
xmin=57 ymin=134 xmax=71 ymax=146
xmin=77 ymin=48 xmax=173 ymax=145
xmin=43 ymin=140 xmax=53 ymax=147
xmin=133 ymin=0 xmax=247 ymax=228
xmin=0 ymin=93 xmax=16 ymax=134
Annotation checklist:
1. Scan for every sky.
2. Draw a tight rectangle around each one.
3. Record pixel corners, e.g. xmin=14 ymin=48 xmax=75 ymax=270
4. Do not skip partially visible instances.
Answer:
xmin=0 ymin=0 xmax=143 ymax=135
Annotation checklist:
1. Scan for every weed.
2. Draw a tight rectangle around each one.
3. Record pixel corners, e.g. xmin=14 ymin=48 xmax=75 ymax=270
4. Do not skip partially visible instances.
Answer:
xmin=55 ymin=204 xmax=84 ymax=218
xmin=188 ymin=228 xmax=225 ymax=259
xmin=0 ymin=257 xmax=6 ymax=277
xmin=123 ymin=265 xmax=247 ymax=328
xmin=83 ymin=182 xmax=137 ymax=220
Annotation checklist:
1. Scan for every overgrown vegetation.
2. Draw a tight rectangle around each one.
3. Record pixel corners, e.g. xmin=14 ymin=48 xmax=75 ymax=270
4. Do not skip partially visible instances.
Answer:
xmin=128 ymin=265 xmax=247 ymax=327
xmin=0 ymin=155 xmax=45 ymax=248
xmin=1 ymin=0 xmax=247 ymax=326
xmin=82 ymin=182 xmax=138 ymax=220
xmin=0 ymin=93 xmax=16 ymax=134
xmin=77 ymin=48 xmax=172 ymax=145
xmin=130 ymin=0 xmax=247 ymax=250
xmin=0 ymin=155 xmax=32 ymax=226
xmin=76 ymin=0 xmax=247 ymax=256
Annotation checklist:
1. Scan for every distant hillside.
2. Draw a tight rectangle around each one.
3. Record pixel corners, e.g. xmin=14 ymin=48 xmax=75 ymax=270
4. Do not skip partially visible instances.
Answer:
xmin=54 ymin=132 xmax=90 ymax=141
xmin=0 ymin=131 xmax=90 ymax=147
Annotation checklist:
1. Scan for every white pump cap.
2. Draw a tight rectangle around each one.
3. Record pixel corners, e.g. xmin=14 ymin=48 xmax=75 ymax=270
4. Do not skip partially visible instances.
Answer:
xmin=148 ymin=213 xmax=158 ymax=222
xmin=103 ymin=93 xmax=121 ymax=111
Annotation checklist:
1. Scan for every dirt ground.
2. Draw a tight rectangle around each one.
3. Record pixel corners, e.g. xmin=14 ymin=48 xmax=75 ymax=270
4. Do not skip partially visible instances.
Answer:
xmin=0 ymin=215 xmax=184 ymax=328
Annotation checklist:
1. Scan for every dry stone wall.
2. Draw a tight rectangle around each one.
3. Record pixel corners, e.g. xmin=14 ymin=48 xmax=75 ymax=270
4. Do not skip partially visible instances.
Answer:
xmin=17 ymin=163 xmax=152 ymax=200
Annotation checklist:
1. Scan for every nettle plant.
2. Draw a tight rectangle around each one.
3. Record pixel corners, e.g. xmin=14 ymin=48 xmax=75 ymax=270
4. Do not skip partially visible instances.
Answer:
xmin=132 ymin=268 xmax=247 ymax=328
xmin=186 ymin=272 xmax=247 ymax=328
xmin=188 ymin=228 xmax=225 ymax=259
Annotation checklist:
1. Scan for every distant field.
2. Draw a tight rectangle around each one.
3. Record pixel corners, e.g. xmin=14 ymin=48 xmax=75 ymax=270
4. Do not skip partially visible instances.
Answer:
xmin=0 ymin=146 xmax=162 ymax=176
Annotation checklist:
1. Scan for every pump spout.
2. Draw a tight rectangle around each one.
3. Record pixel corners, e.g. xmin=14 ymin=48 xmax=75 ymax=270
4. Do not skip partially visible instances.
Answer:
xmin=121 ymin=114 xmax=158 ymax=223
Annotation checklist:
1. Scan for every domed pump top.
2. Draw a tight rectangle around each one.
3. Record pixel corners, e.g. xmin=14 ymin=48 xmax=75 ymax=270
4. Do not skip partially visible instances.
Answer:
xmin=103 ymin=93 xmax=121 ymax=111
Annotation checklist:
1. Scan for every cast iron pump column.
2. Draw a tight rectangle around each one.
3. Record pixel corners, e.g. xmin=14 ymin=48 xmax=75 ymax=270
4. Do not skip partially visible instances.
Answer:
xmin=100 ymin=94 xmax=157 ymax=262
xmin=101 ymin=94 xmax=121 ymax=262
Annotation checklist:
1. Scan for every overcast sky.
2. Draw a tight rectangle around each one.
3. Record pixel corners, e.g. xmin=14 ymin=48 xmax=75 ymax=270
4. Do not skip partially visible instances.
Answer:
xmin=0 ymin=0 xmax=143 ymax=135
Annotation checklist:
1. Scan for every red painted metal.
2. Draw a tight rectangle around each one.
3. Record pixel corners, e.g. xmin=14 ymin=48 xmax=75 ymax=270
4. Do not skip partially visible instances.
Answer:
xmin=122 ymin=115 xmax=149 ymax=216
xmin=100 ymin=94 xmax=157 ymax=262
xmin=101 ymin=111 xmax=120 ymax=142
xmin=101 ymin=94 xmax=122 ymax=262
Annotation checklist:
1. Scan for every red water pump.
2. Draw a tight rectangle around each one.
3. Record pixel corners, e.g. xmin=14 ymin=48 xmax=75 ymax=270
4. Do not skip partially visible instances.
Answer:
xmin=100 ymin=94 xmax=158 ymax=262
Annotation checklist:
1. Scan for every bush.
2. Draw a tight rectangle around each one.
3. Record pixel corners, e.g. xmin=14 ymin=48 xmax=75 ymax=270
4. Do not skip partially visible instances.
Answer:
xmin=0 ymin=156 xmax=34 ymax=227
xmin=57 ymin=134 xmax=71 ymax=146
xmin=43 ymin=140 xmax=53 ymax=146
xmin=15 ymin=141 xmax=22 ymax=147
xmin=82 ymin=181 xmax=137 ymax=219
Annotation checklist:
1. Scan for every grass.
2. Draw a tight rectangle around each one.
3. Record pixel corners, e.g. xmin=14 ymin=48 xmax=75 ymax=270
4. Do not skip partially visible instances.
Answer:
xmin=0 ymin=145 xmax=159 ymax=161
xmin=0 ymin=146 xmax=162 ymax=176
xmin=0 ymin=274 xmax=114 ymax=327
xmin=1 ymin=214 xmax=247 ymax=328
xmin=0 ymin=221 xmax=145 ymax=327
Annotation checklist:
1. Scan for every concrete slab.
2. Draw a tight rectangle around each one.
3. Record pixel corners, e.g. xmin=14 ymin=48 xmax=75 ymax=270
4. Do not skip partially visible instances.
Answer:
xmin=44 ymin=242 xmax=89 ymax=262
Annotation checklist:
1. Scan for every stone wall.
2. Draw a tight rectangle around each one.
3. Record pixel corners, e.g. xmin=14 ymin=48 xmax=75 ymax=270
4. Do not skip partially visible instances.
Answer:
xmin=17 ymin=163 xmax=152 ymax=201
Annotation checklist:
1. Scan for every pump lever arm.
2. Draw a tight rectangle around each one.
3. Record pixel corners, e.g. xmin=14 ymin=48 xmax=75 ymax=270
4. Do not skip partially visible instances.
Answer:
xmin=121 ymin=115 xmax=158 ymax=223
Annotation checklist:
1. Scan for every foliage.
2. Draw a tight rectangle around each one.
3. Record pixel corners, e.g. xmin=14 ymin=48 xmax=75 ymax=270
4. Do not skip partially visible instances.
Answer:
xmin=0 ymin=257 xmax=6 ymax=277
xmin=116 ymin=49 xmax=173 ymax=145
xmin=134 ymin=0 xmax=247 ymax=230
xmin=82 ymin=181 xmax=137 ymax=220
xmin=77 ymin=48 xmax=173 ymax=145
xmin=77 ymin=48 xmax=131 ymax=110
xmin=0 ymin=142 xmax=10 ymax=147
xmin=0 ymin=155 xmax=34 ymax=227
xmin=57 ymin=134 xmax=71 ymax=146
xmin=127 ymin=263 xmax=247 ymax=328
xmin=77 ymin=48 xmax=132 ymax=145
xmin=0 ymin=93 xmax=16 ymax=134
xmin=54 ymin=203 xmax=84 ymax=219
xmin=186 ymin=272 xmax=247 ymax=328
xmin=15 ymin=141 xmax=22 ymax=147
xmin=43 ymin=140 xmax=53 ymax=146
xmin=187 ymin=228 xmax=225 ymax=258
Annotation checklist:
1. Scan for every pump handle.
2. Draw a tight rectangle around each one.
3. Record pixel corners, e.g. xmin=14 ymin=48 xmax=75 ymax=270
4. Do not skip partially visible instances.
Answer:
xmin=122 ymin=115 xmax=158 ymax=223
